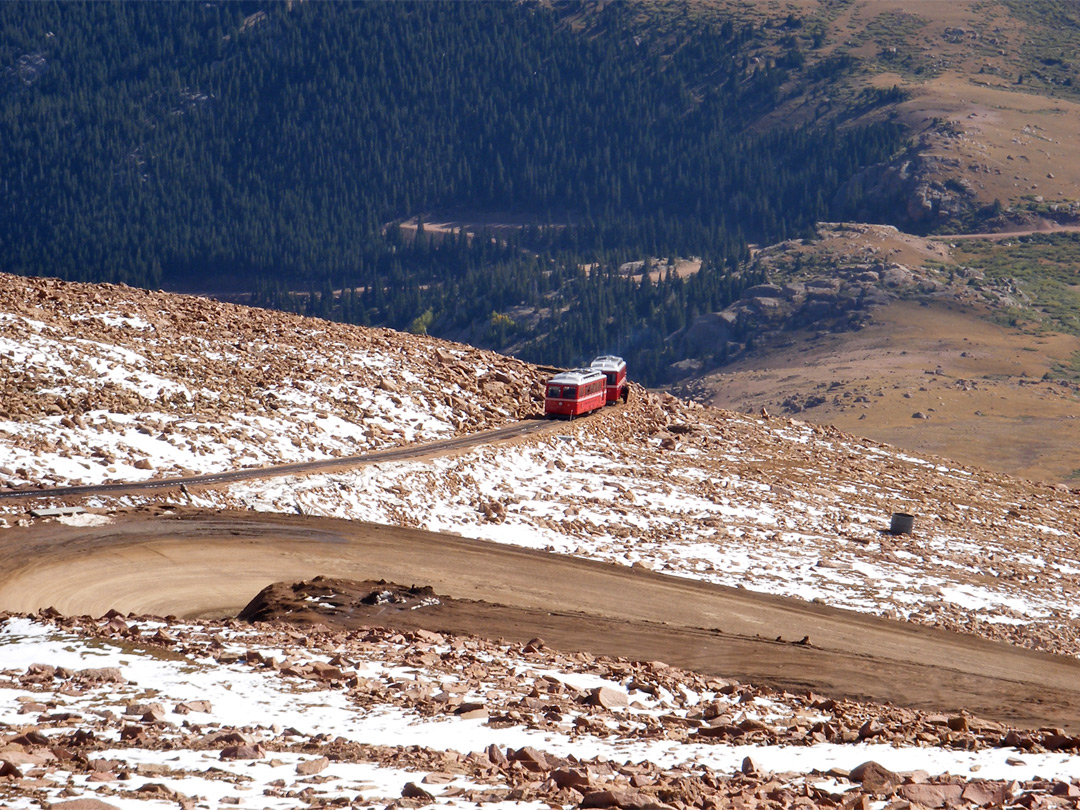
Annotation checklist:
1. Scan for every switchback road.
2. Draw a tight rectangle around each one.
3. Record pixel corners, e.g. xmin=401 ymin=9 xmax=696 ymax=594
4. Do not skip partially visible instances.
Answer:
xmin=3 ymin=508 xmax=1080 ymax=733
xmin=0 ymin=418 xmax=556 ymax=502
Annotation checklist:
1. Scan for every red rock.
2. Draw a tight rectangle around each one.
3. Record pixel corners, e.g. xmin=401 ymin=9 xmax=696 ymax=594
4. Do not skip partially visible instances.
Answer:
xmin=0 ymin=760 xmax=23 ymax=778
xmin=454 ymin=701 xmax=486 ymax=716
xmin=962 ymin=781 xmax=1013 ymax=806
xmin=134 ymin=782 xmax=176 ymax=798
xmin=219 ymin=743 xmax=266 ymax=760
xmin=50 ymin=801 xmax=122 ymax=810
xmin=402 ymin=781 xmax=434 ymax=802
xmin=1003 ymin=730 xmax=1035 ymax=749
xmin=858 ymin=719 xmax=884 ymax=739
xmin=174 ymin=700 xmax=212 ymax=714
xmin=509 ymin=746 xmax=550 ymax=772
xmin=202 ymin=730 xmax=253 ymax=745
xmin=456 ymin=707 xmax=488 ymax=720
xmin=551 ymin=768 xmax=592 ymax=791
xmin=848 ymin=761 xmax=901 ymax=792
xmin=485 ymin=744 xmax=509 ymax=768
xmin=898 ymin=783 xmax=964 ymax=808
xmin=421 ymin=772 xmax=455 ymax=784
xmin=1044 ymin=734 xmax=1077 ymax=751
xmin=296 ymin=756 xmax=329 ymax=776
xmin=692 ymin=724 xmax=742 ymax=739
xmin=76 ymin=667 xmax=125 ymax=683
xmin=11 ymin=730 xmax=48 ymax=746
xmin=581 ymin=788 xmax=666 ymax=809
xmin=586 ymin=686 xmax=629 ymax=709
xmin=308 ymin=661 xmax=345 ymax=681
xmin=946 ymin=715 xmax=969 ymax=732
xmin=141 ymin=707 xmax=169 ymax=723
xmin=90 ymin=759 xmax=124 ymax=773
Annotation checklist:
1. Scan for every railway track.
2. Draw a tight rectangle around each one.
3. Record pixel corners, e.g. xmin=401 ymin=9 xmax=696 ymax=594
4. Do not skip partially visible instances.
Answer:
xmin=0 ymin=417 xmax=559 ymax=502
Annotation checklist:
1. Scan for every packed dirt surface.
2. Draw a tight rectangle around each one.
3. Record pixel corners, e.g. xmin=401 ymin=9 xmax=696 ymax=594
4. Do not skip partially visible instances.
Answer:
xmin=5 ymin=508 xmax=1080 ymax=734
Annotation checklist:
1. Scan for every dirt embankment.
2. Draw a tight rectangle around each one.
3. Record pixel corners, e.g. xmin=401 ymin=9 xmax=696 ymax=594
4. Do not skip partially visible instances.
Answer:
xmin=5 ymin=508 xmax=1080 ymax=733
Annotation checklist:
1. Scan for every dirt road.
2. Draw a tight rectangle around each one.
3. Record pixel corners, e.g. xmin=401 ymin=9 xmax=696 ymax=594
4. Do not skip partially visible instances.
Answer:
xmin=0 ymin=418 xmax=555 ymax=502
xmin=3 ymin=507 xmax=1079 ymax=732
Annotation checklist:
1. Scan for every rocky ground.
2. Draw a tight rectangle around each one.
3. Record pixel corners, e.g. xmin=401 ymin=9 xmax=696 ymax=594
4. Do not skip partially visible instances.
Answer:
xmin=5 ymin=601 xmax=1080 ymax=810
xmin=0 ymin=274 xmax=545 ymax=490
xmin=137 ymin=387 xmax=1080 ymax=663
xmin=6 ymin=272 xmax=1080 ymax=807
xmin=4 ymin=271 xmax=1080 ymax=658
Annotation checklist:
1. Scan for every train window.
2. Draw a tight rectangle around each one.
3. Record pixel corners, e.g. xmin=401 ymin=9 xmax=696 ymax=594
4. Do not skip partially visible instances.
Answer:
xmin=605 ymin=372 xmax=616 ymax=385
xmin=566 ymin=386 xmax=578 ymax=398
xmin=547 ymin=385 xmax=561 ymax=398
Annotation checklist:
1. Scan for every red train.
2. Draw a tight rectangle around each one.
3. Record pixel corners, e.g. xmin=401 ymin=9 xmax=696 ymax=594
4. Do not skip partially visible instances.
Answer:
xmin=589 ymin=355 xmax=629 ymax=404
xmin=544 ymin=355 xmax=628 ymax=418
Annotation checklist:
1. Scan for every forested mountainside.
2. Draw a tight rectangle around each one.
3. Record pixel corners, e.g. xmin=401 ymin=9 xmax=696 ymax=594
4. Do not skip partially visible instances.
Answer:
xmin=0 ymin=1 xmax=906 ymax=382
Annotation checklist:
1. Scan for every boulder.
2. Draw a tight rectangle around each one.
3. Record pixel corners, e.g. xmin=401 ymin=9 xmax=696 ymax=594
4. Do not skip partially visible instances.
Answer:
xmin=219 ymin=743 xmax=266 ymax=760
xmin=296 ymin=756 xmax=329 ymax=776
xmin=587 ymin=686 xmax=629 ymax=709
xmin=402 ymin=781 xmax=434 ymax=802
xmin=898 ymin=783 xmax=964 ymax=808
xmin=849 ymin=761 xmax=901 ymax=792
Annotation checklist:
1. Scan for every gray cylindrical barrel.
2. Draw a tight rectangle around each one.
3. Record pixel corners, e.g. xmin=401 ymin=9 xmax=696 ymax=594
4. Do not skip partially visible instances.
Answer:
xmin=890 ymin=512 xmax=915 ymax=535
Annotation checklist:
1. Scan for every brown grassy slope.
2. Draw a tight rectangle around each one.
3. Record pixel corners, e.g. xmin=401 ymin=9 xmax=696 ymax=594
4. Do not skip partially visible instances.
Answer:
xmin=664 ymin=1 xmax=1080 ymax=479
xmin=674 ymin=223 xmax=1080 ymax=483
xmin=853 ymin=0 xmax=1080 ymax=222
xmin=692 ymin=297 xmax=1080 ymax=483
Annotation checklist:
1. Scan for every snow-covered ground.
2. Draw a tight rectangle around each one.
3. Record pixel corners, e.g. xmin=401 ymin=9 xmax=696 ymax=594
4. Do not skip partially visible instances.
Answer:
xmin=0 ymin=276 xmax=541 ymax=489
xmin=124 ymin=402 xmax=1080 ymax=660
xmin=4 ymin=273 xmax=1080 ymax=656
xmin=1 ymin=614 xmax=1074 ymax=810
xmin=5 ymin=274 xmax=1080 ymax=808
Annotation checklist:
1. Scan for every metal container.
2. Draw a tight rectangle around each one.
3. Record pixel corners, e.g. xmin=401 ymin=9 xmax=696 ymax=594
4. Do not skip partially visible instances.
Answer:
xmin=890 ymin=512 xmax=915 ymax=535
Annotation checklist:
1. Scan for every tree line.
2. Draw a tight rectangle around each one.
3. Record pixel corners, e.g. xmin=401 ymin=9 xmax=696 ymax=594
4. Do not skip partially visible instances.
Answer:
xmin=0 ymin=1 xmax=906 ymax=383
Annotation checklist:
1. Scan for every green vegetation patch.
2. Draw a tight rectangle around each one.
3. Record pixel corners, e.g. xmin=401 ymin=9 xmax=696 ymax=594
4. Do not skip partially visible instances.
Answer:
xmin=955 ymin=232 xmax=1080 ymax=347
xmin=1003 ymin=0 xmax=1080 ymax=99
xmin=860 ymin=10 xmax=938 ymax=79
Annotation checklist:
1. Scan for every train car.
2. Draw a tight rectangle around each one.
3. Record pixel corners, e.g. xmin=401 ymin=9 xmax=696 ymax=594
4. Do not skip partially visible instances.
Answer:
xmin=590 ymin=355 xmax=628 ymax=404
xmin=544 ymin=368 xmax=607 ymax=419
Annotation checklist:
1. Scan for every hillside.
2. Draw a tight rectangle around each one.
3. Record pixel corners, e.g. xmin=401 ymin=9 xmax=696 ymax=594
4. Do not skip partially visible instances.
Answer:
xmin=4 ymin=0 xmax=1079 ymax=390
xmin=671 ymin=224 xmax=1080 ymax=483
xmin=7 ymin=1 xmax=1080 ymax=801
xmin=0 ymin=0 xmax=907 ymax=382
xmin=2 ymin=275 xmax=1080 ymax=654
xmin=654 ymin=0 xmax=1080 ymax=483
xmin=695 ymin=0 xmax=1080 ymax=232
xmin=4 ymin=278 xmax=1080 ymax=805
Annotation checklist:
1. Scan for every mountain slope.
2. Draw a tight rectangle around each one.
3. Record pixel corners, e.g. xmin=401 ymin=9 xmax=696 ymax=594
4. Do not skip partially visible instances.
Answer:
xmin=671 ymin=224 xmax=1080 ymax=483
xmin=4 ymin=278 xmax=1080 ymax=806
xmin=2 ymin=275 xmax=1080 ymax=662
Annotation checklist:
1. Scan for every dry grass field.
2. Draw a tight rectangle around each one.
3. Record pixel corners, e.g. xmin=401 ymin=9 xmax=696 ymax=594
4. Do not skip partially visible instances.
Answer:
xmin=695 ymin=296 xmax=1080 ymax=484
